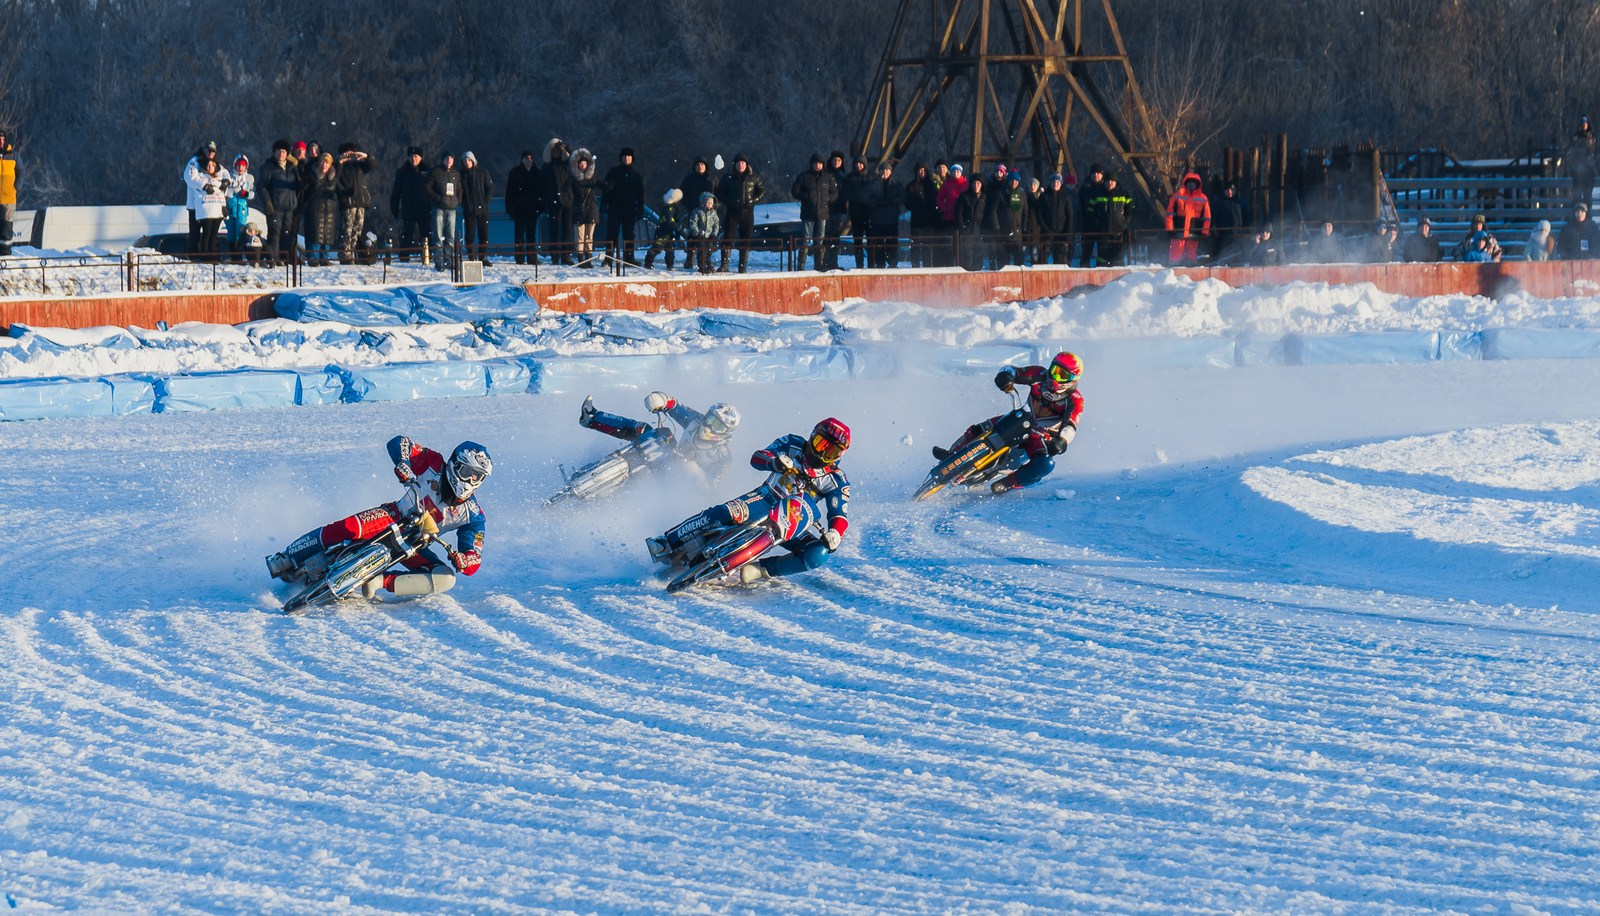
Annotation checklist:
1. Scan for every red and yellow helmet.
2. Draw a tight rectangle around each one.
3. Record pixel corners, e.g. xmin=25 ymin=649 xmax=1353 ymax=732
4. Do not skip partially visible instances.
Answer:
xmin=806 ymin=417 xmax=851 ymax=465
xmin=1049 ymin=351 xmax=1084 ymax=386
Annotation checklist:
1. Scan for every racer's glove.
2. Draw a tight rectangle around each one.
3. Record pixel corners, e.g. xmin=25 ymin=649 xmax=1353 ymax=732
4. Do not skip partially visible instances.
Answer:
xmin=393 ymin=460 xmax=416 ymax=484
xmin=775 ymin=453 xmax=799 ymax=474
xmin=822 ymin=528 xmax=842 ymax=551
xmin=645 ymin=391 xmax=674 ymax=413
xmin=994 ymin=370 xmax=1016 ymax=392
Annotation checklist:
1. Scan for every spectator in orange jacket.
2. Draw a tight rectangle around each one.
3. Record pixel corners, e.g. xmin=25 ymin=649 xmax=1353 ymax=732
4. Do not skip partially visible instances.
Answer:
xmin=1165 ymin=172 xmax=1210 ymax=263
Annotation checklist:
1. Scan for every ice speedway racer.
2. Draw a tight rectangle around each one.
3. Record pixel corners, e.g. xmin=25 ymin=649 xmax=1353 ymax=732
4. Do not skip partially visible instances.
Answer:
xmin=545 ymin=392 xmax=740 ymax=508
xmin=646 ymin=418 xmax=852 ymax=592
xmin=265 ymin=437 xmax=492 ymax=612
xmin=916 ymin=352 xmax=1083 ymax=499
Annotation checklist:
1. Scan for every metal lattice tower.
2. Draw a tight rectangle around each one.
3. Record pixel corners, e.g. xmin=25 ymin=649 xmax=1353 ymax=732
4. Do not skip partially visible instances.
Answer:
xmin=852 ymin=0 xmax=1169 ymax=210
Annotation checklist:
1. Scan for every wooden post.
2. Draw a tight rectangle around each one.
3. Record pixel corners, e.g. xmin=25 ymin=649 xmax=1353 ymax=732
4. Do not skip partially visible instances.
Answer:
xmin=1251 ymin=146 xmax=1261 ymax=227
xmin=1370 ymin=146 xmax=1382 ymax=226
xmin=1276 ymin=133 xmax=1289 ymax=223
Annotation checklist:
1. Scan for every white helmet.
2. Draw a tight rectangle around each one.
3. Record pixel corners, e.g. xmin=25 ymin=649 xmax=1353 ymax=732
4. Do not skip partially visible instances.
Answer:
xmin=699 ymin=403 xmax=740 ymax=442
xmin=446 ymin=441 xmax=493 ymax=501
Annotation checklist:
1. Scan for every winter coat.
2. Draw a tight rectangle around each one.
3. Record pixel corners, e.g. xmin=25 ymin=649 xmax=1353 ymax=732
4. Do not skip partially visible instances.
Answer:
xmin=544 ymin=140 xmax=572 ymax=214
xmin=1089 ymin=184 xmax=1134 ymax=234
xmin=954 ymin=189 xmax=987 ymax=234
xmin=935 ymin=174 xmax=969 ymax=223
xmin=1036 ymin=186 xmax=1075 ymax=235
xmin=390 ymin=160 xmax=431 ymax=220
xmin=1557 ymin=215 xmax=1600 ymax=259
xmin=1165 ymin=173 xmax=1211 ymax=238
xmin=1250 ymin=236 xmax=1285 ymax=266
xmin=505 ymin=163 xmax=548 ymax=219
xmin=1401 ymin=229 xmax=1440 ymax=263
xmin=259 ymin=158 xmax=301 ymax=217
xmin=862 ymin=177 xmax=905 ymax=228
xmin=720 ymin=166 xmax=765 ymax=212
xmin=791 ymin=168 xmax=838 ymax=222
xmin=1211 ymin=194 xmax=1244 ymax=240
xmin=300 ymin=165 xmax=341 ymax=244
xmin=682 ymin=194 xmax=722 ymax=239
xmin=654 ymin=195 xmax=688 ymax=240
xmin=828 ymin=163 xmax=852 ymax=218
xmin=425 ymin=163 xmax=462 ymax=212
xmin=189 ymin=167 xmax=228 ymax=221
xmin=183 ymin=156 xmax=208 ymax=211
xmin=569 ymin=152 xmax=601 ymax=224
xmin=1306 ymin=232 xmax=1344 ymax=263
xmin=1077 ymin=178 xmax=1105 ymax=230
xmin=602 ymin=162 xmax=645 ymax=221
xmin=680 ymin=160 xmax=719 ymax=213
xmin=336 ymin=154 xmax=373 ymax=210
xmin=842 ymin=164 xmax=874 ymax=220
xmin=226 ymin=165 xmax=255 ymax=229
xmin=1527 ymin=222 xmax=1554 ymax=261
xmin=989 ymin=181 xmax=1029 ymax=235
xmin=460 ymin=163 xmax=494 ymax=217
xmin=905 ymin=173 xmax=940 ymax=228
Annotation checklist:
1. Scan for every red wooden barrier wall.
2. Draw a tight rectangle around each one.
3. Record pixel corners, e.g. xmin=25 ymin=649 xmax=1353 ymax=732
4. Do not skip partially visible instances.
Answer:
xmin=0 ymin=260 xmax=1590 ymax=331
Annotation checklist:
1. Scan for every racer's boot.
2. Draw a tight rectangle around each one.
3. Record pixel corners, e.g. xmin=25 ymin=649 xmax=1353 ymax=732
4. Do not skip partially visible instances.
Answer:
xmin=739 ymin=563 xmax=770 ymax=585
xmin=578 ymin=395 xmax=598 ymax=428
xmin=931 ymin=446 xmax=952 ymax=461
xmin=646 ymin=536 xmax=672 ymax=564
xmin=991 ymin=476 xmax=1018 ymax=495
xmin=362 ymin=576 xmax=383 ymax=599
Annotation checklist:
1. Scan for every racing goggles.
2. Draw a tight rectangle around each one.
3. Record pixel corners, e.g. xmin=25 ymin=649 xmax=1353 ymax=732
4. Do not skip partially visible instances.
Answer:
xmin=706 ymin=413 xmax=734 ymax=436
xmin=809 ymin=432 xmax=847 ymax=463
xmin=1050 ymin=363 xmax=1080 ymax=384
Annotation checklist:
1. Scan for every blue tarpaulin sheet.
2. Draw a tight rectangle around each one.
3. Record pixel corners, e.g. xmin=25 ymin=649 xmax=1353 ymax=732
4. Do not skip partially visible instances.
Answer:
xmin=411 ymin=284 xmax=543 ymax=324
xmin=155 ymin=371 xmax=300 ymax=413
xmin=482 ymin=358 xmax=535 ymax=396
xmin=294 ymin=367 xmax=346 ymax=406
xmin=1439 ymin=330 xmax=1482 ymax=361
xmin=1289 ymin=331 xmax=1440 ymax=365
xmin=920 ymin=343 xmax=1036 ymax=376
xmin=0 ymin=376 xmax=114 ymax=420
xmin=338 ymin=361 xmax=487 ymax=402
xmin=1481 ymin=327 xmax=1600 ymax=360
xmin=273 ymin=288 xmax=416 ymax=325
xmin=721 ymin=347 xmax=853 ymax=384
xmin=531 ymin=354 xmax=668 ymax=394
xmin=108 ymin=376 xmax=156 ymax=415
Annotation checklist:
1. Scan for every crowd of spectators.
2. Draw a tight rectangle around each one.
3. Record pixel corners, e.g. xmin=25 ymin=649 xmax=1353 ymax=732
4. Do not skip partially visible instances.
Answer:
xmin=177 ymin=134 xmax=1600 ymax=272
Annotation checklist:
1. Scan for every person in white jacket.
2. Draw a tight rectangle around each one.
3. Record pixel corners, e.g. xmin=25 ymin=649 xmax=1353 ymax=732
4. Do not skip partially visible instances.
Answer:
xmin=182 ymin=141 xmax=218 ymax=251
xmin=186 ymin=158 xmax=230 ymax=254
xmin=1527 ymin=219 xmax=1554 ymax=262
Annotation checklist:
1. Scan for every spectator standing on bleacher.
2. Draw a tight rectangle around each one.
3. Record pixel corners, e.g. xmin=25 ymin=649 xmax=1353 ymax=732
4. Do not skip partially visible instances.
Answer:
xmin=954 ymin=176 xmax=987 ymax=271
xmin=935 ymin=164 xmax=968 ymax=267
xmin=390 ymin=147 xmax=431 ymax=262
xmin=643 ymin=189 xmax=686 ymax=270
xmin=189 ymin=158 xmax=228 ymax=255
xmin=862 ymin=160 xmax=904 ymax=269
xmin=1078 ymin=164 xmax=1107 ymax=265
xmin=1527 ymin=220 xmax=1554 ymax=261
xmin=681 ymin=191 xmax=721 ymax=275
xmin=459 ymin=151 xmax=493 ymax=263
xmin=335 ymin=144 xmax=373 ymax=264
xmin=904 ymin=163 xmax=940 ymax=268
xmin=1036 ymin=173 xmax=1074 ymax=265
xmin=791 ymin=153 xmax=837 ymax=273
xmin=603 ymin=148 xmax=645 ymax=267
xmin=1165 ymin=172 xmax=1210 ymax=264
xmin=300 ymin=153 xmax=341 ymax=265
xmin=1452 ymin=214 xmax=1501 ymax=262
xmin=1088 ymin=174 xmax=1133 ymax=266
xmin=544 ymin=139 xmax=573 ymax=265
xmin=569 ymin=149 xmax=602 ymax=268
xmin=990 ymin=171 xmax=1029 ymax=268
xmin=1401 ymin=217 xmax=1441 ymax=262
xmin=225 ymin=155 xmax=254 ymax=261
xmin=0 ymin=131 xmax=15 ymax=255
xmin=1306 ymin=221 xmax=1343 ymax=263
xmin=1570 ymin=116 xmax=1596 ymax=208
xmin=1210 ymin=184 xmax=1244 ymax=262
xmin=260 ymin=141 xmax=301 ymax=266
xmin=505 ymin=151 xmax=545 ymax=265
xmin=826 ymin=151 xmax=850 ymax=269
xmin=718 ymin=154 xmax=764 ymax=273
xmin=425 ymin=150 xmax=462 ymax=270
xmin=843 ymin=156 xmax=874 ymax=269
xmin=1557 ymin=202 xmax=1599 ymax=259
xmin=183 ymin=142 xmax=218 ymax=252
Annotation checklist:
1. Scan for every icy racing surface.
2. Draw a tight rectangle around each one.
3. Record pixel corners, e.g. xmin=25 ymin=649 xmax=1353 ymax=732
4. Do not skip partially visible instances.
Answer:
xmin=4 ymin=361 xmax=1600 ymax=914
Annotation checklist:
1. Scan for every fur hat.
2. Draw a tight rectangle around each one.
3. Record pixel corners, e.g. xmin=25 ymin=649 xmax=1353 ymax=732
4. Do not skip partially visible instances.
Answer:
xmin=810 ymin=153 xmax=825 ymax=166
xmin=521 ymin=149 xmax=536 ymax=159
xmin=829 ymin=150 xmax=846 ymax=164
xmin=407 ymin=146 xmax=423 ymax=157
xmin=935 ymin=158 xmax=948 ymax=168
xmin=337 ymin=142 xmax=358 ymax=154
xmin=272 ymin=139 xmax=291 ymax=153
xmin=543 ymin=138 xmax=566 ymax=164
xmin=664 ymin=188 xmax=683 ymax=205
xmin=1090 ymin=162 xmax=1104 ymax=175
xmin=620 ymin=147 xmax=635 ymax=159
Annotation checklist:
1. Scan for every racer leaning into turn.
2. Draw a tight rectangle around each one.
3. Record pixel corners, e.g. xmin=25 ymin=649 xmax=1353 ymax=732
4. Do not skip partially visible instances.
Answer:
xmin=932 ymin=351 xmax=1084 ymax=494
xmin=266 ymin=436 xmax=492 ymax=598
xmin=648 ymin=418 xmax=852 ymax=583
xmin=580 ymin=390 xmax=740 ymax=483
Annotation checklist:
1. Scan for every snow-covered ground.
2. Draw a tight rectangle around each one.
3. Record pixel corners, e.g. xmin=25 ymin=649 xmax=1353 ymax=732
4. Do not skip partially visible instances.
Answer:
xmin=4 ymin=356 xmax=1600 ymax=914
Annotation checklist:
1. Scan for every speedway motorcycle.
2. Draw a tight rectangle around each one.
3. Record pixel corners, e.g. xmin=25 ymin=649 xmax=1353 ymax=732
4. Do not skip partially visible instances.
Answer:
xmin=657 ymin=468 xmax=821 ymax=594
xmin=913 ymin=389 xmax=1035 ymax=500
xmin=281 ymin=495 xmax=446 ymax=614
xmin=543 ymin=418 xmax=678 ymax=509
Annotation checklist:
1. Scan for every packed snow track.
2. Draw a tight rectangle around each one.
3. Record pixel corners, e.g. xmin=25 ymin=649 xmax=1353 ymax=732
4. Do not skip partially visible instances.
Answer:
xmin=3 ymin=362 xmax=1599 ymax=914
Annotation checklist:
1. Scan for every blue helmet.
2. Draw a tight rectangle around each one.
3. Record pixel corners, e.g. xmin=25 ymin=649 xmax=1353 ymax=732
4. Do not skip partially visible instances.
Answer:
xmin=446 ymin=441 xmax=492 ymax=500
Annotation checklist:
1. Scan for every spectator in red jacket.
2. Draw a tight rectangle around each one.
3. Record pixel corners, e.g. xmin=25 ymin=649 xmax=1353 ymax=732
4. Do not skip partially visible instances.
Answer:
xmin=1165 ymin=172 xmax=1211 ymax=264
